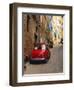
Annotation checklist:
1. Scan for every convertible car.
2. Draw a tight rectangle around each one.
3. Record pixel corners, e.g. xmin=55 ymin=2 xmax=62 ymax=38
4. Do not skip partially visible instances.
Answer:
xmin=30 ymin=43 xmax=51 ymax=64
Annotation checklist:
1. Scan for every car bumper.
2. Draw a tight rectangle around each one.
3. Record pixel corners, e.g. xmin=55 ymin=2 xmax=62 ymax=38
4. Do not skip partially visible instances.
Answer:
xmin=30 ymin=58 xmax=48 ymax=64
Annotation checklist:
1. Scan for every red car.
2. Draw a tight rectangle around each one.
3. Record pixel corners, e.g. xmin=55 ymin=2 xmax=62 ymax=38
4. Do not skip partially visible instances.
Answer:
xmin=30 ymin=43 xmax=51 ymax=64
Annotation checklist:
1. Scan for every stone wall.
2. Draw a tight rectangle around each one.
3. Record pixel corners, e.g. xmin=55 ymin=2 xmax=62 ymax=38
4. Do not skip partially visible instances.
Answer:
xmin=23 ymin=15 xmax=49 ymax=57
xmin=52 ymin=16 xmax=63 ymax=46
xmin=23 ymin=15 xmax=36 ymax=57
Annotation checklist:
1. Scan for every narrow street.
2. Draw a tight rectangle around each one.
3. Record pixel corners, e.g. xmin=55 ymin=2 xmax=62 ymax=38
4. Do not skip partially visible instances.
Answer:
xmin=24 ymin=45 xmax=63 ymax=74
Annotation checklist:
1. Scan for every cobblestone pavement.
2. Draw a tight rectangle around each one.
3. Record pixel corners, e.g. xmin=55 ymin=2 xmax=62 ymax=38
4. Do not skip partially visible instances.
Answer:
xmin=24 ymin=45 xmax=63 ymax=74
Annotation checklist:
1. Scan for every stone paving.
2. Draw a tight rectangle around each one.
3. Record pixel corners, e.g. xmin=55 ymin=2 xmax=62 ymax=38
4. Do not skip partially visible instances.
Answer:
xmin=24 ymin=45 xmax=63 ymax=74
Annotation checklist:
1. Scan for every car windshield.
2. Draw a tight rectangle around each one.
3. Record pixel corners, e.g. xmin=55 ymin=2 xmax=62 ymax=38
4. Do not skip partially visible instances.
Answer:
xmin=34 ymin=43 xmax=46 ymax=50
